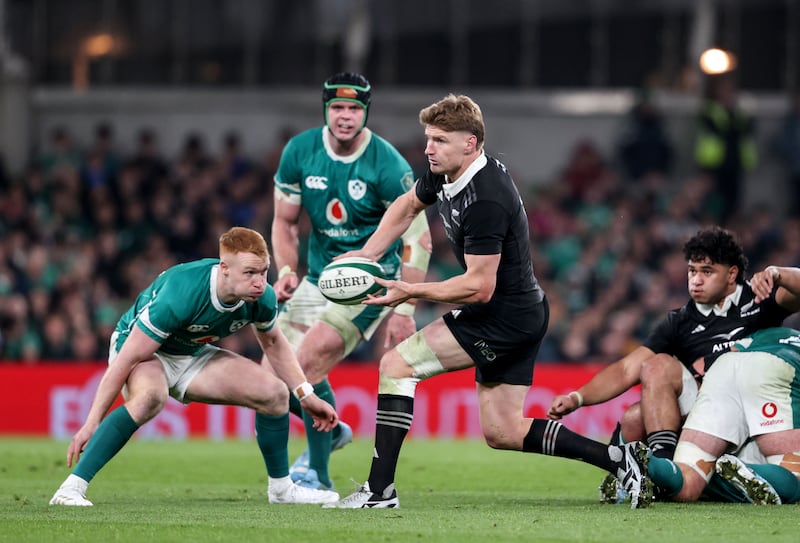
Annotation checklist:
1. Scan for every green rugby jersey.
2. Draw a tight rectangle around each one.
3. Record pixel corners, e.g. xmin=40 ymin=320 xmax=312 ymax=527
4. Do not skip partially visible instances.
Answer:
xmin=733 ymin=326 xmax=800 ymax=371
xmin=114 ymin=259 xmax=278 ymax=355
xmin=274 ymin=127 xmax=414 ymax=283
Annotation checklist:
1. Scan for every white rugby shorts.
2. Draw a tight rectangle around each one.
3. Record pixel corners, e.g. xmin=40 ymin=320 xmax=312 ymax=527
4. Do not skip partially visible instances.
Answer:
xmin=683 ymin=350 xmax=799 ymax=448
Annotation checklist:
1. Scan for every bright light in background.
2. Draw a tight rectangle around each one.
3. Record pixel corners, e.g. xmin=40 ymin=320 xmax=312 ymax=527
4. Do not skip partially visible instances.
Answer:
xmin=699 ymin=48 xmax=737 ymax=75
xmin=72 ymin=33 xmax=118 ymax=92
xmin=84 ymin=33 xmax=115 ymax=57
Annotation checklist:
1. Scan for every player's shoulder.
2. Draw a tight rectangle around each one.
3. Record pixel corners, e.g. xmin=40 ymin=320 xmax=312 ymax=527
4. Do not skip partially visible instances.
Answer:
xmin=286 ymin=127 xmax=324 ymax=151
xmin=661 ymin=302 xmax=697 ymax=327
xmin=158 ymin=259 xmax=216 ymax=295
xmin=367 ymin=131 xmax=411 ymax=166
xmin=255 ymin=285 xmax=278 ymax=310
xmin=471 ymin=155 xmax=518 ymax=201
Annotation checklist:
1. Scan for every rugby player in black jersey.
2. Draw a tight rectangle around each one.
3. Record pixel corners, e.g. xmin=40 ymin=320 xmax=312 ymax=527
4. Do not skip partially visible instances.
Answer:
xmin=325 ymin=94 xmax=653 ymax=510
xmin=548 ymin=226 xmax=800 ymax=502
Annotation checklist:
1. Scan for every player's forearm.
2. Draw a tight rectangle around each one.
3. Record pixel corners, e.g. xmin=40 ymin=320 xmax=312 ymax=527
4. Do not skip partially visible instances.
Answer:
xmin=405 ymin=273 xmax=492 ymax=305
xmin=773 ymin=266 xmax=800 ymax=297
xmin=270 ymin=219 xmax=300 ymax=273
xmin=399 ymin=212 xmax=432 ymax=274
xmin=84 ymin=363 xmax=131 ymax=426
xmin=260 ymin=331 xmax=307 ymax=389
xmin=578 ymin=371 xmax=632 ymax=406
xmin=578 ymin=349 xmax=648 ymax=405
xmin=363 ymin=194 xmax=420 ymax=260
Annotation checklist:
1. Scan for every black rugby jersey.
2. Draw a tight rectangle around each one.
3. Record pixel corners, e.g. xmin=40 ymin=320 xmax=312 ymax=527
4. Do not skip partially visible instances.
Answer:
xmin=644 ymin=281 xmax=792 ymax=371
xmin=415 ymin=153 xmax=543 ymax=300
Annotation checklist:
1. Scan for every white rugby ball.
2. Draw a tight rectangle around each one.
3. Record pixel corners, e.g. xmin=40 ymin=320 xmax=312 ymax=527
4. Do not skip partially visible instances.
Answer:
xmin=318 ymin=257 xmax=386 ymax=305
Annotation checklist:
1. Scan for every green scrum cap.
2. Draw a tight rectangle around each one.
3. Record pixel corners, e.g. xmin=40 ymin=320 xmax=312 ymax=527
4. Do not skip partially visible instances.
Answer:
xmin=323 ymin=72 xmax=371 ymax=130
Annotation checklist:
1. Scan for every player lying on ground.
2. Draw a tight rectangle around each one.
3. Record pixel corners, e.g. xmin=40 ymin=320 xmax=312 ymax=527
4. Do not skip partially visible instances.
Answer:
xmin=647 ymin=327 xmax=800 ymax=505
xmin=548 ymin=228 xmax=800 ymax=502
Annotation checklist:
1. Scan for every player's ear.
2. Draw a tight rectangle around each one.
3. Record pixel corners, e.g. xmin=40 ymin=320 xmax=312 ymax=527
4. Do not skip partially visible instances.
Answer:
xmin=464 ymin=133 xmax=477 ymax=154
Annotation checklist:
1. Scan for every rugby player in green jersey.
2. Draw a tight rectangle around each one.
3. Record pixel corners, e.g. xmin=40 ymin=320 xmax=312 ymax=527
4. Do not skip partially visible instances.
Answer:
xmin=647 ymin=326 xmax=800 ymax=505
xmin=50 ymin=227 xmax=341 ymax=506
xmin=270 ymin=73 xmax=431 ymax=491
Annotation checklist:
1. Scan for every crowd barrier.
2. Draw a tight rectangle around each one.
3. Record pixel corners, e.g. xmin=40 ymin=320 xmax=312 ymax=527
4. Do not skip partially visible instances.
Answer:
xmin=0 ymin=362 xmax=638 ymax=441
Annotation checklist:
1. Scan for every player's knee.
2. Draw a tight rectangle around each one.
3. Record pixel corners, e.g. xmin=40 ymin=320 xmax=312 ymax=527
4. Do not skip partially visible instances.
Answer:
xmin=482 ymin=429 xmax=515 ymax=450
xmin=672 ymin=440 xmax=717 ymax=501
xmin=640 ymin=353 xmax=681 ymax=389
xmin=253 ymin=378 xmax=290 ymax=415
xmin=619 ymin=404 xmax=645 ymax=442
xmin=126 ymin=388 xmax=168 ymax=423
xmin=300 ymin=360 xmax=329 ymax=385
xmin=379 ymin=349 xmax=414 ymax=379
xmin=297 ymin=335 xmax=342 ymax=383
xmin=672 ymin=465 xmax=706 ymax=502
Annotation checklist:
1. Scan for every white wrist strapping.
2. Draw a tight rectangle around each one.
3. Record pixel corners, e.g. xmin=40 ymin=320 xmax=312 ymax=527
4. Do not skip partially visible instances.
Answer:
xmin=278 ymin=265 xmax=296 ymax=279
xmin=393 ymin=302 xmax=416 ymax=317
xmin=569 ymin=390 xmax=584 ymax=408
xmin=293 ymin=381 xmax=315 ymax=402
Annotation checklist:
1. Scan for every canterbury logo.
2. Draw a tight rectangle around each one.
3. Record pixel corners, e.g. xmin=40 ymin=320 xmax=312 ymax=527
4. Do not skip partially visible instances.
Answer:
xmin=305 ymin=176 xmax=328 ymax=190
xmin=711 ymin=327 xmax=745 ymax=341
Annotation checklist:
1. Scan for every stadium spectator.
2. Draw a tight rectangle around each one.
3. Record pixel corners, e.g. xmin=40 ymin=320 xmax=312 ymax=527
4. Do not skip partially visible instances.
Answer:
xmin=81 ymin=121 xmax=121 ymax=190
xmin=49 ymin=226 xmax=340 ymax=507
xmin=773 ymin=91 xmax=800 ymax=217
xmin=616 ymin=87 xmax=674 ymax=183
xmin=327 ymin=94 xmax=653 ymax=510
xmin=2 ymin=109 xmax=798 ymax=367
xmin=556 ymin=138 xmax=617 ymax=209
xmin=693 ymin=75 xmax=757 ymax=223
xmin=268 ymin=72 xmax=431 ymax=491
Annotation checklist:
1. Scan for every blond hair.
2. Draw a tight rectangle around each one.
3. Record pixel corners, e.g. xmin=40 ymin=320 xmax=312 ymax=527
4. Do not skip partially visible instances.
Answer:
xmin=419 ymin=94 xmax=485 ymax=148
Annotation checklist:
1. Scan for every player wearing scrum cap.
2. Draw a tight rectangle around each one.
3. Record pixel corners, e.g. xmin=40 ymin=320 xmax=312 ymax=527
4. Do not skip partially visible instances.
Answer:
xmin=269 ymin=73 xmax=432 ymax=491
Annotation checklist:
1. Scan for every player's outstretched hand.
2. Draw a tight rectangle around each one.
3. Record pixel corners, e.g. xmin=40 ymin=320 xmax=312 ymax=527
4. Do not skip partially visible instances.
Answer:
xmin=547 ymin=393 xmax=581 ymax=420
xmin=66 ymin=424 xmax=97 ymax=468
xmin=362 ymin=276 xmax=410 ymax=308
xmin=273 ymin=273 xmax=299 ymax=303
xmin=301 ymin=395 xmax=339 ymax=432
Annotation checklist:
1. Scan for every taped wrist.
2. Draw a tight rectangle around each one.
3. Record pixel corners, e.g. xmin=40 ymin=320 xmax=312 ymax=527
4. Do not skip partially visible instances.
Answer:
xmin=400 ymin=212 xmax=431 ymax=272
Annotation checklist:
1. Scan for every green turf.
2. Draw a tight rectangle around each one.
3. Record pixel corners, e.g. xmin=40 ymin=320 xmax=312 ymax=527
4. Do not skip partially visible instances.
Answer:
xmin=0 ymin=436 xmax=796 ymax=543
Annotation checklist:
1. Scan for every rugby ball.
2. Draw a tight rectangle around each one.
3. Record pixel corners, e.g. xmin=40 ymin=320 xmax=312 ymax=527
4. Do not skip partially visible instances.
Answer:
xmin=318 ymin=257 xmax=386 ymax=305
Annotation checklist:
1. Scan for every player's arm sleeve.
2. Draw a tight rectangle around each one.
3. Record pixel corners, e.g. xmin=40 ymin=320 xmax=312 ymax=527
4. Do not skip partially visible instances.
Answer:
xmin=252 ymin=290 xmax=279 ymax=332
xmin=273 ymin=139 xmax=302 ymax=206
xmin=135 ymin=299 xmax=179 ymax=344
xmin=461 ymin=200 xmax=507 ymax=255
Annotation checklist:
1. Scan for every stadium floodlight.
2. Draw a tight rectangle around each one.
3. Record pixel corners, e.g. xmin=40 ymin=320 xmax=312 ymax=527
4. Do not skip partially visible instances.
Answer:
xmin=72 ymin=33 xmax=116 ymax=92
xmin=699 ymin=48 xmax=737 ymax=75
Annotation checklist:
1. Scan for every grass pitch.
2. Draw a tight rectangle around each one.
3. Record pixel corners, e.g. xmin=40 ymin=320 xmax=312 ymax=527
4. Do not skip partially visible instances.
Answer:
xmin=0 ymin=436 xmax=796 ymax=543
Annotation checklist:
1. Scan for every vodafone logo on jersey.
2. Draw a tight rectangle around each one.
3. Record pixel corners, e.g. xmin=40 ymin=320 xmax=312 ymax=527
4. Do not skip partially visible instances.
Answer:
xmin=326 ymin=198 xmax=348 ymax=224
xmin=759 ymin=401 xmax=785 ymax=427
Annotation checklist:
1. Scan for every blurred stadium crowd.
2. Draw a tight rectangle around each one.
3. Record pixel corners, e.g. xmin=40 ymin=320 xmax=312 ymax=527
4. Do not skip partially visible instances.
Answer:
xmin=2 ymin=89 xmax=800 ymax=364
